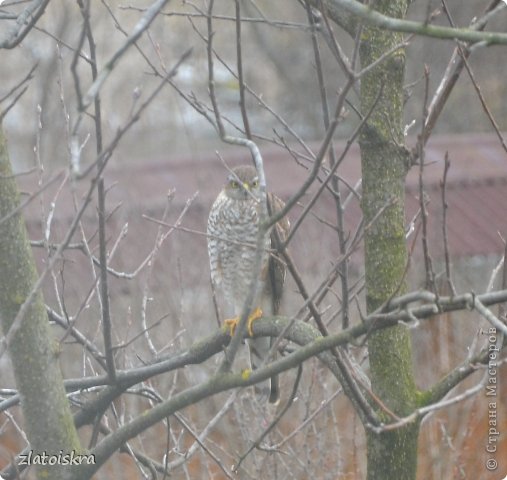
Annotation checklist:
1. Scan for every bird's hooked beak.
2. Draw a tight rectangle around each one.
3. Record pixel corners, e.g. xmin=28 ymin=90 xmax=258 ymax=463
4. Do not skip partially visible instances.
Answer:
xmin=240 ymin=183 xmax=250 ymax=199
xmin=240 ymin=182 xmax=260 ymax=202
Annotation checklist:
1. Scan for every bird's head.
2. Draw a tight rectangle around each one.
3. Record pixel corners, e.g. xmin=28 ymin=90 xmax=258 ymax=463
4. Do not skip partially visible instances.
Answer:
xmin=224 ymin=165 xmax=260 ymax=201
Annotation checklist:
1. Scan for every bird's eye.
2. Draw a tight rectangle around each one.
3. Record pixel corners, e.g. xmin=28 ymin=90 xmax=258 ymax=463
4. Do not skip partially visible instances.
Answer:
xmin=251 ymin=179 xmax=259 ymax=188
xmin=230 ymin=180 xmax=239 ymax=189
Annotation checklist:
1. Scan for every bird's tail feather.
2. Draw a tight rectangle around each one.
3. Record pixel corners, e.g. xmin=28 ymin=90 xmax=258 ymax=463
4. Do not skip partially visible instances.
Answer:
xmin=269 ymin=370 xmax=280 ymax=404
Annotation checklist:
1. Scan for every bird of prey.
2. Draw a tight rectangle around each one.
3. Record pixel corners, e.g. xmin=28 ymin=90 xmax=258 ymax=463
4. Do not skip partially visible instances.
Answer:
xmin=207 ymin=165 xmax=289 ymax=403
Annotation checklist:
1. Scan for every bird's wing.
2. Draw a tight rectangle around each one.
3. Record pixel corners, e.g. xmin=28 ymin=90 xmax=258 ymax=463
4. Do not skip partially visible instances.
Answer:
xmin=207 ymin=199 xmax=223 ymax=286
xmin=266 ymin=193 xmax=290 ymax=315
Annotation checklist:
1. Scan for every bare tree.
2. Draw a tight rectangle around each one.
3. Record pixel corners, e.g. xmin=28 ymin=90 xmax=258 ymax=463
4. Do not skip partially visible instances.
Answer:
xmin=1 ymin=1 xmax=506 ymax=479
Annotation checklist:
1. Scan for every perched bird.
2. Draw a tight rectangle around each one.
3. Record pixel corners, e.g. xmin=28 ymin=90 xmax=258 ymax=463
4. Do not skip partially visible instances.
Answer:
xmin=207 ymin=165 xmax=289 ymax=403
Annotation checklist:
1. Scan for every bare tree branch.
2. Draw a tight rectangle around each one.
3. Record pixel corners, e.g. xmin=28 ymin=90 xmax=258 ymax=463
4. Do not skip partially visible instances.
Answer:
xmin=311 ymin=0 xmax=507 ymax=44
xmin=0 ymin=0 xmax=50 ymax=48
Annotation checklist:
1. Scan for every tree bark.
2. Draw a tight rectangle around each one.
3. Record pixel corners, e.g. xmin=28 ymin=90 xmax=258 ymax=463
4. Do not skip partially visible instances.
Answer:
xmin=0 ymin=127 xmax=82 ymax=479
xmin=358 ymin=1 xmax=420 ymax=479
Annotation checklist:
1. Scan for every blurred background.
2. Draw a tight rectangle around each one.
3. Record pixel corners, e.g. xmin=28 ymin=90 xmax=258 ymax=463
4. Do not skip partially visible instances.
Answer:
xmin=2 ymin=0 xmax=507 ymax=169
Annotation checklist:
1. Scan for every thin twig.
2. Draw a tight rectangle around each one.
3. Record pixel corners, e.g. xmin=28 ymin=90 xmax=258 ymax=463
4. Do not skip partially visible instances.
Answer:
xmin=234 ymin=0 xmax=251 ymax=140
xmin=442 ymin=0 xmax=507 ymax=154
xmin=417 ymin=0 xmax=503 ymax=153
xmin=418 ymin=65 xmax=436 ymax=292
xmin=0 ymin=0 xmax=51 ymax=48
xmin=77 ymin=0 xmax=116 ymax=383
xmin=440 ymin=151 xmax=456 ymax=295
xmin=308 ymin=2 xmax=350 ymax=330
xmin=78 ymin=0 xmax=173 ymax=112
xmin=0 ymin=170 xmax=65 ymax=227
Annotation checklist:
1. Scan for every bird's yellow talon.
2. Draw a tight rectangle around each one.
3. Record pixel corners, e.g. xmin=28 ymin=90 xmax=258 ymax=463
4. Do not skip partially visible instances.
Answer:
xmin=224 ymin=317 xmax=239 ymax=336
xmin=247 ymin=307 xmax=263 ymax=336
xmin=223 ymin=307 xmax=262 ymax=337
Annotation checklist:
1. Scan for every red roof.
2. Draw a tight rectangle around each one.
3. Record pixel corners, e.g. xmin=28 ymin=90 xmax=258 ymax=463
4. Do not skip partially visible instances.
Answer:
xmin=20 ymin=133 xmax=507 ymax=260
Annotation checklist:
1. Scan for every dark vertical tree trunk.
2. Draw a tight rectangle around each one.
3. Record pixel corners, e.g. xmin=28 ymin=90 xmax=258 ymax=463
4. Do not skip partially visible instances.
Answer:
xmin=0 ymin=127 xmax=82 ymax=480
xmin=358 ymin=1 xmax=420 ymax=478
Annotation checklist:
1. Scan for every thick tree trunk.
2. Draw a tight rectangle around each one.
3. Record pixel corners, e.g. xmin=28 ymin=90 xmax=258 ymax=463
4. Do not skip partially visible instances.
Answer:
xmin=0 ymin=127 xmax=82 ymax=479
xmin=358 ymin=1 xmax=420 ymax=479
